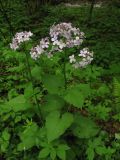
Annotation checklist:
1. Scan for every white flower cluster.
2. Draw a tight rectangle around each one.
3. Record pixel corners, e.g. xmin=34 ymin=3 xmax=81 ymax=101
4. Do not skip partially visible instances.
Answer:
xmin=30 ymin=37 xmax=51 ymax=60
xmin=10 ymin=23 xmax=93 ymax=68
xmin=69 ymin=48 xmax=93 ymax=68
xmin=30 ymin=22 xmax=85 ymax=60
xmin=50 ymin=22 xmax=85 ymax=49
xmin=10 ymin=31 xmax=33 ymax=50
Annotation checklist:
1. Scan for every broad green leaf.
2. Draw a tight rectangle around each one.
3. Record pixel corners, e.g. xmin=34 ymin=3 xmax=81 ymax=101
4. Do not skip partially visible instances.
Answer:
xmin=50 ymin=147 xmax=56 ymax=160
xmin=2 ymin=130 xmax=10 ymax=141
xmin=97 ymin=84 xmax=110 ymax=95
xmin=46 ymin=111 xmax=73 ymax=142
xmin=1 ymin=141 xmax=9 ymax=152
xmin=115 ymin=133 xmax=120 ymax=140
xmin=24 ymin=82 xmax=34 ymax=99
xmin=7 ymin=95 xmax=32 ymax=112
xmin=42 ymin=74 xmax=65 ymax=94
xmin=8 ymin=89 xmax=18 ymax=100
xmin=31 ymin=65 xmax=42 ymax=80
xmin=18 ymin=123 xmax=39 ymax=150
xmin=57 ymin=147 xmax=66 ymax=160
xmin=39 ymin=148 xmax=50 ymax=159
xmin=58 ymin=144 xmax=70 ymax=151
xmin=56 ymin=144 xmax=70 ymax=160
xmin=73 ymin=115 xmax=99 ymax=138
xmin=77 ymin=84 xmax=91 ymax=97
xmin=64 ymin=87 xmax=84 ymax=108
xmin=42 ymin=94 xmax=65 ymax=113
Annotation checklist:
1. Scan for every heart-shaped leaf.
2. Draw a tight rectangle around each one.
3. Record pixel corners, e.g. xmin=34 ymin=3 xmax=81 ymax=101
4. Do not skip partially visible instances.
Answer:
xmin=46 ymin=111 xmax=73 ymax=142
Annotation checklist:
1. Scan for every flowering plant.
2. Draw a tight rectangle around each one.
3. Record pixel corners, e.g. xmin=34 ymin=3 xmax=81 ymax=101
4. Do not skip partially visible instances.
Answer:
xmin=3 ymin=22 xmax=101 ymax=160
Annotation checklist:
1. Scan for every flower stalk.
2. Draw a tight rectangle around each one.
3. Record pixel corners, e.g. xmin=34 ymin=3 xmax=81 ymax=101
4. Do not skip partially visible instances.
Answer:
xmin=24 ymin=46 xmax=43 ymax=125
xmin=63 ymin=50 xmax=67 ymax=90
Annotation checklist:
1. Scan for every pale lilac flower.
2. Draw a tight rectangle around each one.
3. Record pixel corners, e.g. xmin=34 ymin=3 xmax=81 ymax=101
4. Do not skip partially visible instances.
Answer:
xmin=69 ymin=54 xmax=76 ymax=63
xmin=58 ymin=41 xmax=66 ymax=49
xmin=10 ymin=31 xmax=33 ymax=50
xmin=10 ymin=39 xmax=19 ymax=50
xmin=50 ymin=22 xmax=85 ymax=50
xmin=79 ymin=48 xmax=93 ymax=58
xmin=40 ymin=37 xmax=50 ymax=49
xmin=30 ymin=45 xmax=44 ymax=60
xmin=70 ymin=48 xmax=93 ymax=68
xmin=30 ymin=37 xmax=50 ymax=59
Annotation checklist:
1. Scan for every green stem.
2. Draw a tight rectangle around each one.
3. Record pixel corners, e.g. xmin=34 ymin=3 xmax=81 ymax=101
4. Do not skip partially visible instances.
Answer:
xmin=23 ymin=45 xmax=43 ymax=125
xmin=63 ymin=50 xmax=67 ymax=90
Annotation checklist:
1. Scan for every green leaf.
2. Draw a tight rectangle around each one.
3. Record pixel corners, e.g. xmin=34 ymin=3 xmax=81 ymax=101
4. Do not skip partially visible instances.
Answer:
xmin=115 ymin=133 xmax=120 ymax=140
xmin=90 ymin=104 xmax=111 ymax=120
xmin=50 ymin=147 xmax=56 ymax=160
xmin=46 ymin=111 xmax=73 ymax=142
xmin=57 ymin=147 xmax=66 ymax=160
xmin=86 ymin=147 xmax=94 ymax=160
xmin=73 ymin=115 xmax=99 ymax=138
xmin=31 ymin=65 xmax=42 ymax=80
xmin=7 ymin=95 xmax=32 ymax=112
xmin=24 ymin=82 xmax=34 ymax=99
xmin=1 ymin=141 xmax=9 ymax=152
xmin=77 ymin=84 xmax=91 ymax=97
xmin=42 ymin=74 xmax=65 ymax=94
xmin=39 ymin=148 xmax=50 ymax=159
xmin=2 ymin=130 xmax=10 ymax=141
xmin=64 ymin=87 xmax=84 ymax=108
xmin=18 ymin=123 xmax=39 ymax=150
xmin=56 ymin=144 xmax=70 ymax=160
xmin=96 ymin=146 xmax=115 ymax=155
xmin=58 ymin=144 xmax=70 ymax=151
xmin=42 ymin=94 xmax=65 ymax=113
xmin=97 ymin=84 xmax=110 ymax=95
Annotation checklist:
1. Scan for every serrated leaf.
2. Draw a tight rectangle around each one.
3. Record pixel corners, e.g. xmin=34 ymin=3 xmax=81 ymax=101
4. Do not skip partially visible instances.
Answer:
xmin=46 ymin=111 xmax=73 ymax=142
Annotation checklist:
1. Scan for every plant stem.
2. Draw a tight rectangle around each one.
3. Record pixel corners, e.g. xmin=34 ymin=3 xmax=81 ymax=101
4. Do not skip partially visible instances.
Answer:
xmin=23 ymin=44 xmax=43 ymax=125
xmin=63 ymin=50 xmax=67 ymax=90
